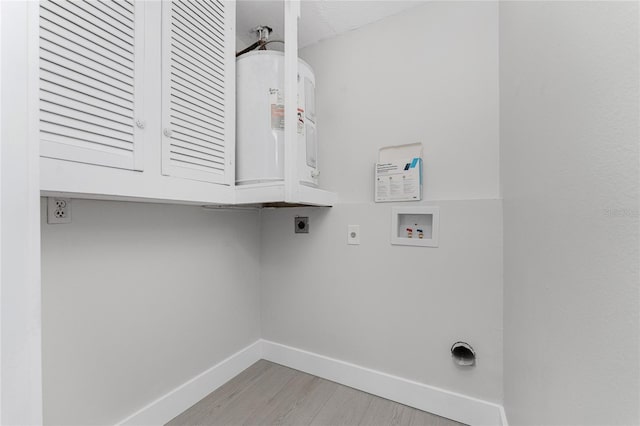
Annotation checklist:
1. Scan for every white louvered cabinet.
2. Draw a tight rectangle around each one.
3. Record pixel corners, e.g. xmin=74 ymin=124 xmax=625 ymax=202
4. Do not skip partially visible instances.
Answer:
xmin=39 ymin=0 xmax=236 ymax=204
xmin=39 ymin=0 xmax=144 ymax=171
xmin=161 ymin=0 xmax=234 ymax=185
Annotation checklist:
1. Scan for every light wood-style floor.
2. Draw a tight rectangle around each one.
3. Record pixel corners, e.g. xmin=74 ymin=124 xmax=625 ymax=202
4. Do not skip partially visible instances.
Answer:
xmin=167 ymin=360 xmax=464 ymax=426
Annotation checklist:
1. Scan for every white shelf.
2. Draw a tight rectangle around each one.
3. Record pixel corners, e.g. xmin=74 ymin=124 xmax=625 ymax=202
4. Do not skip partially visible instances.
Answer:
xmin=42 ymin=158 xmax=336 ymax=207
xmin=234 ymin=182 xmax=336 ymax=207
xmin=297 ymin=185 xmax=336 ymax=206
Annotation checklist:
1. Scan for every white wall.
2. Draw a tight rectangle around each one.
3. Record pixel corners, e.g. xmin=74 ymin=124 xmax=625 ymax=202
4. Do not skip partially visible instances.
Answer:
xmin=261 ymin=1 xmax=503 ymax=403
xmin=500 ymin=2 xmax=640 ymax=425
xmin=41 ymin=200 xmax=261 ymax=425
xmin=305 ymin=2 xmax=500 ymax=203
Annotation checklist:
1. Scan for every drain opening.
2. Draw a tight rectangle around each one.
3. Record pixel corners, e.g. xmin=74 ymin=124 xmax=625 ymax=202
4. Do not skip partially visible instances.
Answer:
xmin=451 ymin=342 xmax=476 ymax=366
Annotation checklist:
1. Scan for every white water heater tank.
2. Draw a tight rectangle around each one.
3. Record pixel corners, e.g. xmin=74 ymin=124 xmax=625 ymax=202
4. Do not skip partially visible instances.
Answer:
xmin=236 ymin=51 xmax=318 ymax=186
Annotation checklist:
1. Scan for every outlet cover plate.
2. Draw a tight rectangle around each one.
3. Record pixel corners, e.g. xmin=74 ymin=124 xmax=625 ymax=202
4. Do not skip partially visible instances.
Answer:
xmin=348 ymin=225 xmax=360 ymax=245
xmin=47 ymin=197 xmax=72 ymax=224
xmin=295 ymin=216 xmax=309 ymax=233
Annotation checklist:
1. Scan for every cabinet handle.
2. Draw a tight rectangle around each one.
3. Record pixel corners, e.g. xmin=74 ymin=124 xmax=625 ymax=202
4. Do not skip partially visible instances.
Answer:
xmin=163 ymin=128 xmax=173 ymax=137
xmin=135 ymin=119 xmax=145 ymax=129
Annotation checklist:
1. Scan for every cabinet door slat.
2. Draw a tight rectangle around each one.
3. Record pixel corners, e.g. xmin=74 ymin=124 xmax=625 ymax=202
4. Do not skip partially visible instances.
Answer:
xmin=41 ymin=1 xmax=134 ymax=59
xmin=170 ymin=108 xmax=224 ymax=136
xmin=170 ymin=96 xmax=224 ymax=122
xmin=168 ymin=152 xmax=225 ymax=173
xmin=40 ymin=66 xmax=133 ymax=110
xmin=171 ymin=121 xmax=224 ymax=147
xmin=40 ymin=47 xmax=133 ymax=95
xmin=171 ymin=59 xmax=224 ymax=95
xmin=41 ymin=80 xmax=132 ymax=119
xmin=100 ymin=0 xmax=133 ymax=24
xmin=41 ymin=102 xmax=134 ymax=136
xmin=170 ymin=145 xmax=225 ymax=165
xmin=65 ymin=0 xmax=134 ymax=42
xmin=86 ymin=0 xmax=134 ymax=28
xmin=171 ymin=25 xmax=225 ymax=72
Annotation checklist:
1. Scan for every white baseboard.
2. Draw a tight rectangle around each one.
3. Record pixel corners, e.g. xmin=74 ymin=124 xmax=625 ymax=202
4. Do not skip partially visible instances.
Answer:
xmin=115 ymin=339 xmax=507 ymax=426
xmin=500 ymin=406 xmax=509 ymax=426
xmin=116 ymin=340 xmax=262 ymax=426
xmin=261 ymin=340 xmax=505 ymax=426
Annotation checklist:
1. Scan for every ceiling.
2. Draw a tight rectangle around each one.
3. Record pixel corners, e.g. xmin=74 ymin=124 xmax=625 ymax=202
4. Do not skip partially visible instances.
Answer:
xmin=236 ymin=1 xmax=421 ymax=50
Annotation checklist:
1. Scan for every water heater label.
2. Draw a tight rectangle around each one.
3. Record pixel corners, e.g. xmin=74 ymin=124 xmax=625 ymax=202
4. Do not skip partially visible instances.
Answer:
xmin=269 ymin=89 xmax=306 ymax=135
xmin=269 ymin=88 xmax=284 ymax=130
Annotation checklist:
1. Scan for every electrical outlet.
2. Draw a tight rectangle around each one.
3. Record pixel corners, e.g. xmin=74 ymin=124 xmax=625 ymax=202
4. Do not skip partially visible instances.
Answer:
xmin=294 ymin=216 xmax=309 ymax=233
xmin=47 ymin=197 xmax=71 ymax=224
xmin=348 ymin=225 xmax=360 ymax=245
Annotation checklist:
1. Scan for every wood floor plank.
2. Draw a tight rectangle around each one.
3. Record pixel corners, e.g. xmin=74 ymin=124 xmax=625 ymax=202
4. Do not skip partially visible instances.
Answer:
xmin=241 ymin=368 xmax=316 ymax=425
xmin=167 ymin=360 xmax=274 ymax=425
xmin=388 ymin=404 xmax=420 ymax=426
xmin=408 ymin=407 xmax=461 ymax=426
xmin=201 ymin=363 xmax=298 ymax=425
xmin=358 ymin=396 xmax=413 ymax=426
xmin=308 ymin=384 xmax=373 ymax=426
xmin=166 ymin=360 xmax=464 ymax=426
xmin=258 ymin=376 xmax=338 ymax=425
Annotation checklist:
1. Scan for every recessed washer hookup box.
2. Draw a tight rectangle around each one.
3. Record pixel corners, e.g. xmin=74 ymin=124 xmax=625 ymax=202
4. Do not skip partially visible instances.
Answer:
xmin=375 ymin=143 xmax=423 ymax=202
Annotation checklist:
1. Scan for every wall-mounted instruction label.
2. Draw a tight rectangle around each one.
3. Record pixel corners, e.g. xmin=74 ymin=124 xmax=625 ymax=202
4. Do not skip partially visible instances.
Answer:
xmin=375 ymin=157 xmax=422 ymax=202
xmin=270 ymin=88 xmax=284 ymax=130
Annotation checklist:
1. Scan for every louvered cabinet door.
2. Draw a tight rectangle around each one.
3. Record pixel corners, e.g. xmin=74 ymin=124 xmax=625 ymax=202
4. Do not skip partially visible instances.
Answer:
xmin=39 ymin=0 xmax=144 ymax=171
xmin=161 ymin=0 xmax=235 ymax=185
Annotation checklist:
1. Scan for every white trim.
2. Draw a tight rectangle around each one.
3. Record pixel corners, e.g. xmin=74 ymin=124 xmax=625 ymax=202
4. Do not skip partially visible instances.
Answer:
xmin=283 ymin=0 xmax=300 ymax=203
xmin=1 ymin=6 xmax=3 ymax=418
xmin=160 ymin=0 xmax=171 ymax=178
xmin=114 ymin=340 xmax=506 ymax=426
xmin=132 ymin=0 xmax=145 ymax=172
xmin=116 ymin=340 xmax=262 ymax=426
xmin=0 ymin=1 xmax=43 ymax=423
xmin=223 ymin=0 xmax=236 ymax=186
xmin=261 ymin=340 xmax=505 ymax=426
xmin=499 ymin=405 xmax=509 ymax=426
